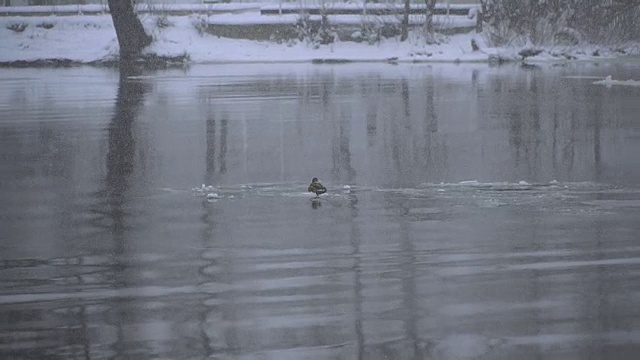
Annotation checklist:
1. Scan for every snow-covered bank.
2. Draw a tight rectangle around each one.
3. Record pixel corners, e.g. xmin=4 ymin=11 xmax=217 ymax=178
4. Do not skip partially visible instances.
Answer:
xmin=0 ymin=13 xmax=638 ymax=66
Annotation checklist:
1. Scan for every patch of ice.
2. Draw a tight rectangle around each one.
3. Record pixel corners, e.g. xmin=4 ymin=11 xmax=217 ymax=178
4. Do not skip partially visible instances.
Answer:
xmin=593 ymin=75 xmax=640 ymax=87
xmin=564 ymin=75 xmax=604 ymax=79
xmin=459 ymin=180 xmax=479 ymax=185
xmin=434 ymin=334 xmax=501 ymax=359
xmin=206 ymin=193 xmax=220 ymax=200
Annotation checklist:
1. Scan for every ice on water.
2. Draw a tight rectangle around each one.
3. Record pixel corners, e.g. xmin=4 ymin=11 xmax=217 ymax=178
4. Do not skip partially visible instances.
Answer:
xmin=593 ymin=75 xmax=640 ymax=87
xmin=191 ymin=182 xmax=360 ymax=202
xmin=188 ymin=180 xmax=633 ymax=214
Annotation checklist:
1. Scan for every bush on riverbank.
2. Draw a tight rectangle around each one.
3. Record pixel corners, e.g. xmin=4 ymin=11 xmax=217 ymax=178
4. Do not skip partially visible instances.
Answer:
xmin=480 ymin=0 xmax=640 ymax=47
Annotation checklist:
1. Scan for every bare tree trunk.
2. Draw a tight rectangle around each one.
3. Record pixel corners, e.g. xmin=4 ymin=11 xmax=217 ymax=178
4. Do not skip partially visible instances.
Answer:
xmin=108 ymin=0 xmax=152 ymax=61
xmin=401 ymin=0 xmax=410 ymax=41
xmin=425 ymin=0 xmax=436 ymax=34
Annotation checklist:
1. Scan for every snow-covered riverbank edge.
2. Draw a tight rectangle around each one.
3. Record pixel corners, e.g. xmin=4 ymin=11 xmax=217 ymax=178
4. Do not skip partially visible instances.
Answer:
xmin=1 ymin=13 xmax=638 ymax=67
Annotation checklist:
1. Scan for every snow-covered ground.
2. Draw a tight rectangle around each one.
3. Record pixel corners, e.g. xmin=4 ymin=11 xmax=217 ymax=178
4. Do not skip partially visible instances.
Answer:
xmin=0 ymin=8 xmax=638 ymax=65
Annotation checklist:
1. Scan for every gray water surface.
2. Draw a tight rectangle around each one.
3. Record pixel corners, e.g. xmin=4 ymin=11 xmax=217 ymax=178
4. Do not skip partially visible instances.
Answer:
xmin=0 ymin=62 xmax=639 ymax=359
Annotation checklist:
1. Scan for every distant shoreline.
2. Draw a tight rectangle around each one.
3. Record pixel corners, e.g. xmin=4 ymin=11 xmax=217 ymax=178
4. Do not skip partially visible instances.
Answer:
xmin=1 ymin=11 xmax=638 ymax=68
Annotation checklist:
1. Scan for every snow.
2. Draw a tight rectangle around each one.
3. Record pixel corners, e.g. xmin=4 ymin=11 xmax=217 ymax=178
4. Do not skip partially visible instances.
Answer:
xmin=156 ymin=16 xmax=496 ymax=63
xmin=0 ymin=15 xmax=118 ymax=63
xmin=0 ymin=13 xmax=494 ymax=64
xmin=0 ymin=5 xmax=638 ymax=65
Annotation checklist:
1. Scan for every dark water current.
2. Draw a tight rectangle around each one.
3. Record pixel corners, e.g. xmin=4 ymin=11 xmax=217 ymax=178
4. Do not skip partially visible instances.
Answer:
xmin=0 ymin=62 xmax=639 ymax=359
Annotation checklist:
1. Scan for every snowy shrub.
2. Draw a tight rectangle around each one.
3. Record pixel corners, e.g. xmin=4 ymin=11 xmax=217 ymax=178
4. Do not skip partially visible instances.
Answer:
xmin=191 ymin=15 xmax=209 ymax=36
xmin=7 ymin=22 xmax=28 ymax=33
xmin=351 ymin=29 xmax=377 ymax=44
xmin=353 ymin=23 xmax=381 ymax=44
xmin=354 ymin=7 xmax=399 ymax=45
xmin=423 ymin=31 xmax=447 ymax=46
xmin=36 ymin=22 xmax=55 ymax=30
xmin=354 ymin=17 xmax=398 ymax=44
xmin=571 ymin=0 xmax=640 ymax=44
xmin=294 ymin=14 xmax=312 ymax=42
xmin=482 ymin=19 xmax=521 ymax=46
xmin=401 ymin=0 xmax=442 ymax=45
xmin=518 ymin=48 xmax=543 ymax=59
xmin=479 ymin=0 xmax=567 ymax=45
xmin=156 ymin=14 xmax=173 ymax=29
xmin=269 ymin=27 xmax=299 ymax=45
xmin=295 ymin=13 xmax=336 ymax=46
xmin=479 ymin=0 xmax=640 ymax=46
xmin=405 ymin=27 xmax=446 ymax=49
xmin=139 ymin=1 xmax=174 ymax=33
xmin=553 ymin=28 xmax=581 ymax=46
xmin=316 ymin=14 xmax=337 ymax=45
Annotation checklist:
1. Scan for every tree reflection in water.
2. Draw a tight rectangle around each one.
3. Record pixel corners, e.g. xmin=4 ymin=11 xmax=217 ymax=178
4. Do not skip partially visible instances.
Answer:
xmin=105 ymin=63 xmax=151 ymax=358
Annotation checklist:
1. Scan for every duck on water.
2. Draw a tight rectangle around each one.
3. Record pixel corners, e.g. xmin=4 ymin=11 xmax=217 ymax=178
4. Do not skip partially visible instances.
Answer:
xmin=308 ymin=177 xmax=327 ymax=197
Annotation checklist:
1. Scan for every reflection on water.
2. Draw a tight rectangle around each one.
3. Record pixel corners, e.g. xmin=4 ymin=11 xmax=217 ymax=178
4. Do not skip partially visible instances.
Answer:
xmin=0 ymin=62 xmax=639 ymax=359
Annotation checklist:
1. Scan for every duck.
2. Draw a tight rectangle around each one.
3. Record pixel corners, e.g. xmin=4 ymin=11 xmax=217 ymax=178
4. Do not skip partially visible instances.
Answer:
xmin=308 ymin=177 xmax=327 ymax=197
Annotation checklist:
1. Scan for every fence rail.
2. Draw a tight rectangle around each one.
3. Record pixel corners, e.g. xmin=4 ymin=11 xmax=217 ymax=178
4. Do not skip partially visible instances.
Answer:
xmin=261 ymin=3 xmax=473 ymax=16
xmin=1 ymin=1 xmax=477 ymax=17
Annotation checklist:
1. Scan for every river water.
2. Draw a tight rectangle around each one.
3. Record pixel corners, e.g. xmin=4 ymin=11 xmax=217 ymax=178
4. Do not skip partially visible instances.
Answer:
xmin=0 ymin=62 xmax=639 ymax=359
